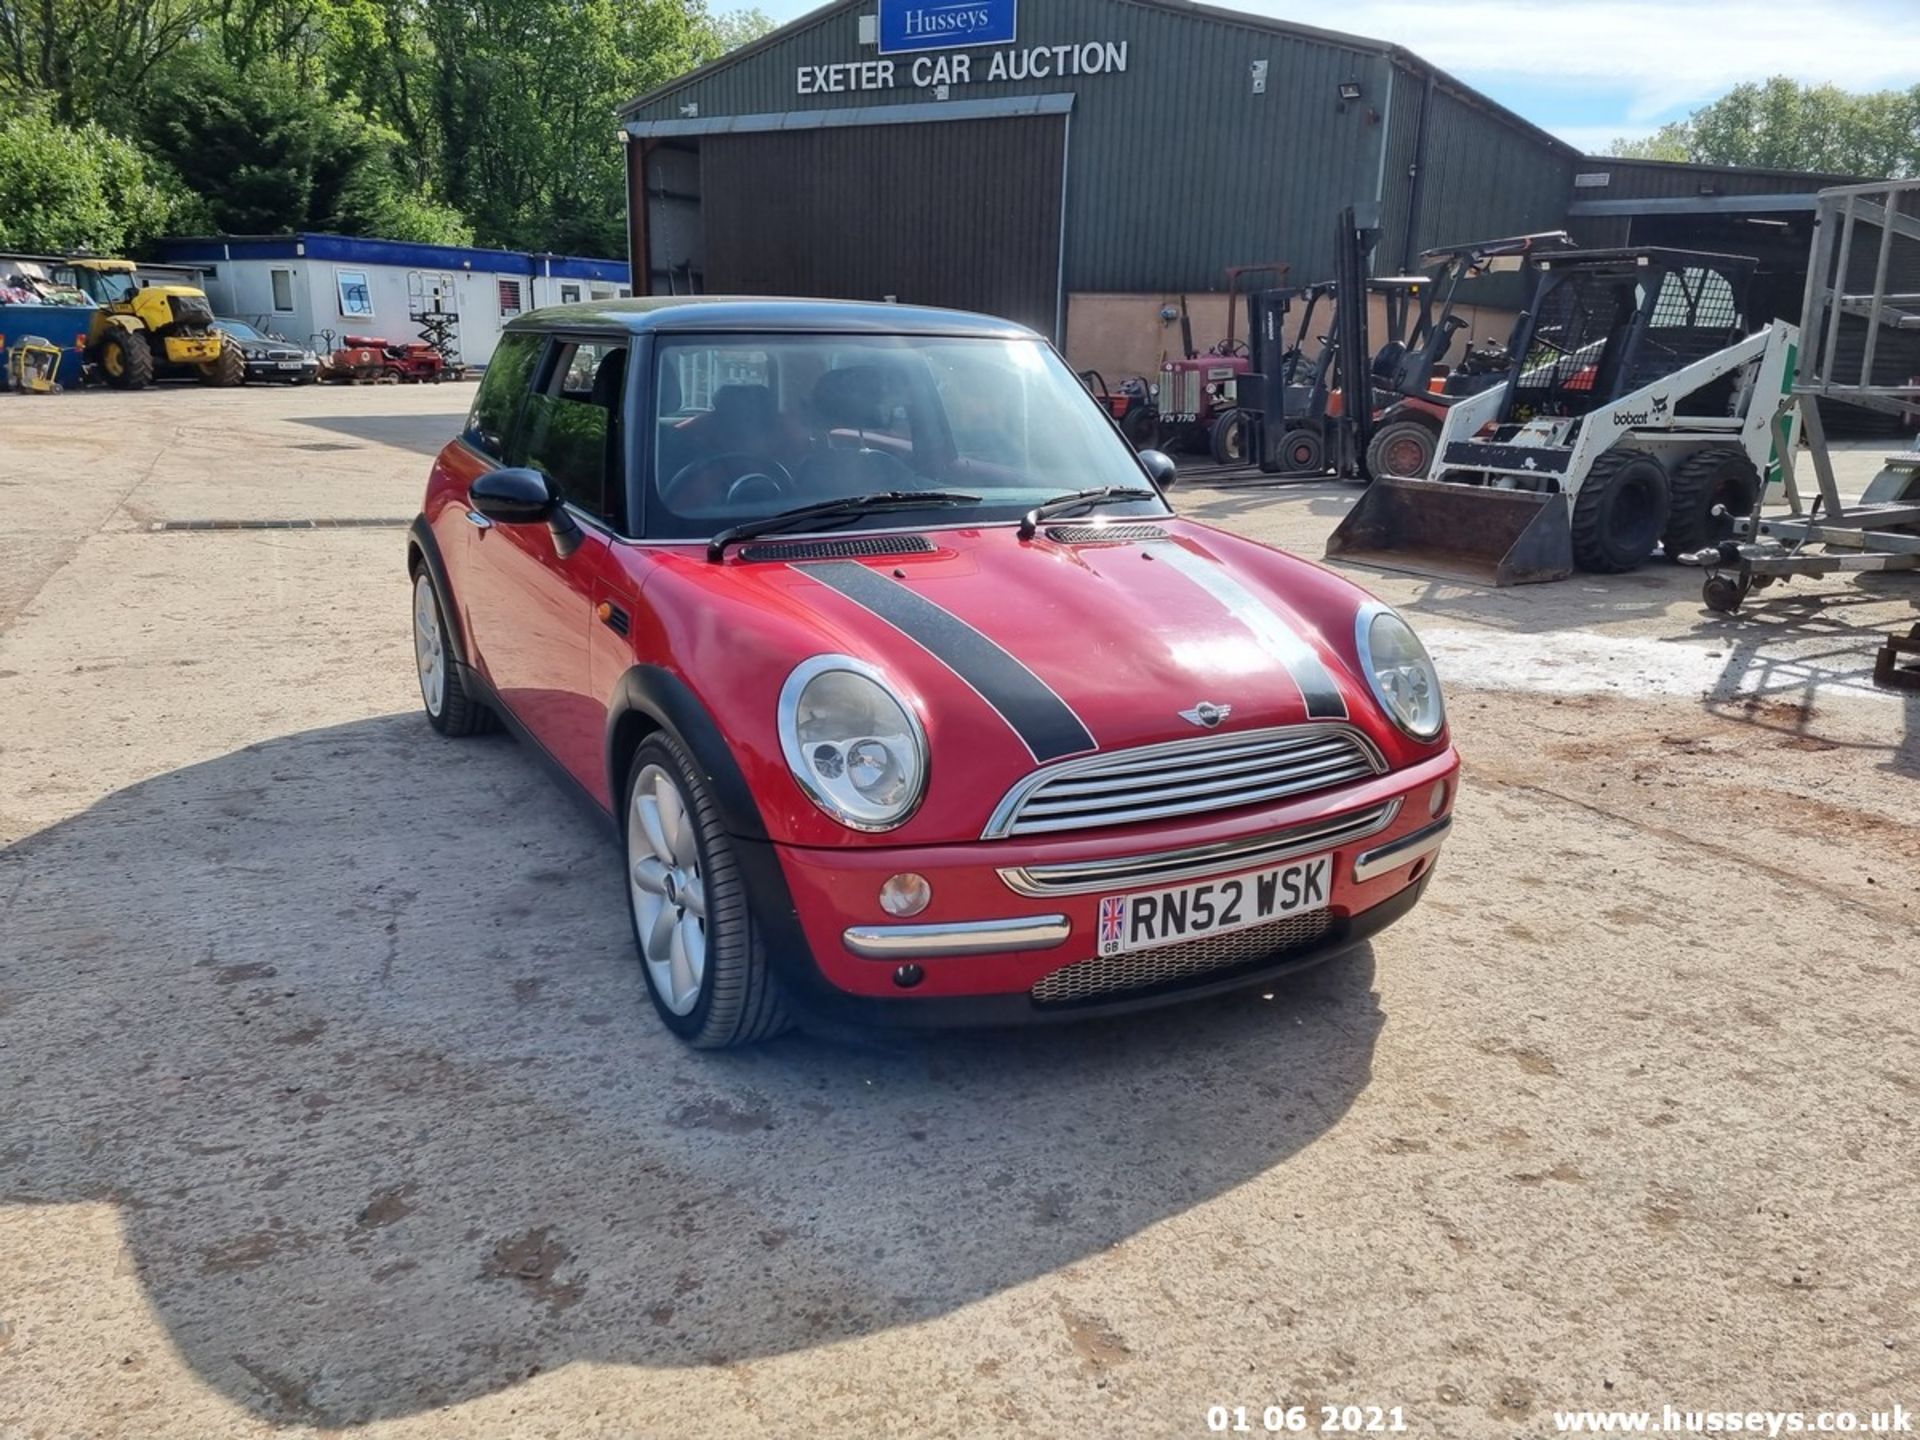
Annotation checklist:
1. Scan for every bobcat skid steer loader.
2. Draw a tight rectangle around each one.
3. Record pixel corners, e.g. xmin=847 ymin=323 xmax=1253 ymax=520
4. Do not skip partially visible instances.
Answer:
xmin=1326 ymin=247 xmax=1799 ymax=585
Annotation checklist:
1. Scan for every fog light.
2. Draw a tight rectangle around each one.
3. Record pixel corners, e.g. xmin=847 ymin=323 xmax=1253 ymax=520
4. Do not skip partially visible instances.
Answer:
xmin=879 ymin=872 xmax=931 ymax=917
xmin=1429 ymin=780 xmax=1449 ymax=817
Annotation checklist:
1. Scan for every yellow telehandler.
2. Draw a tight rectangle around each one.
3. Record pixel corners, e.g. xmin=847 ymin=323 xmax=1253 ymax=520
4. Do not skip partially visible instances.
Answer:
xmin=53 ymin=258 xmax=244 ymax=389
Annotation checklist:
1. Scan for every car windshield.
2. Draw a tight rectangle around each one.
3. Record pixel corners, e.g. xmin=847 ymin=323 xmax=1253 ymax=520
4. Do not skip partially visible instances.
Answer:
xmin=218 ymin=320 xmax=261 ymax=340
xmin=648 ymin=333 xmax=1165 ymax=538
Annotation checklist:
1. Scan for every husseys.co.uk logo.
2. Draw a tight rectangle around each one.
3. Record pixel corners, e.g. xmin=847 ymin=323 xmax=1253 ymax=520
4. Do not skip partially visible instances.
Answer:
xmin=879 ymin=0 xmax=1017 ymax=53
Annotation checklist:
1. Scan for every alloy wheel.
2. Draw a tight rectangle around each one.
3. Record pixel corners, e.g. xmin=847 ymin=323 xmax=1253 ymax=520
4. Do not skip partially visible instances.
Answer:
xmin=628 ymin=764 xmax=708 ymax=1015
xmin=412 ymin=574 xmax=445 ymax=716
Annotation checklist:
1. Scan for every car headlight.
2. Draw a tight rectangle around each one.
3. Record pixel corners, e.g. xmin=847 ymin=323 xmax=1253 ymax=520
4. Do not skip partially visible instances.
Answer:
xmin=778 ymin=655 xmax=928 ymax=830
xmin=1355 ymin=604 xmax=1445 ymax=740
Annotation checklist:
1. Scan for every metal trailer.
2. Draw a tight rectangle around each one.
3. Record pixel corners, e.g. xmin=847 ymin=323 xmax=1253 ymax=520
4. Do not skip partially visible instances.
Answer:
xmin=1687 ymin=179 xmax=1920 ymax=614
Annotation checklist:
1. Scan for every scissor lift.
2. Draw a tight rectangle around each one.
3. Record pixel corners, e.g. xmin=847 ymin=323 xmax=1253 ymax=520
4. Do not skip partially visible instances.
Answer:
xmin=1688 ymin=179 xmax=1920 ymax=613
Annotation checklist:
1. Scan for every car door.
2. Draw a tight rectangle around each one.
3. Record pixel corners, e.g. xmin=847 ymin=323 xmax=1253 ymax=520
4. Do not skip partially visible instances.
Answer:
xmin=460 ymin=334 xmax=631 ymax=792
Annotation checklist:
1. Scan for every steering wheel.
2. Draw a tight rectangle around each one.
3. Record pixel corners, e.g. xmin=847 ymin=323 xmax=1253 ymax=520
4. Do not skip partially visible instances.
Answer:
xmin=662 ymin=452 xmax=797 ymax=507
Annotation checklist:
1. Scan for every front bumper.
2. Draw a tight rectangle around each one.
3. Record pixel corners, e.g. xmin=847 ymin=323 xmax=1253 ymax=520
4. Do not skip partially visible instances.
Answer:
xmin=162 ymin=336 xmax=223 ymax=364
xmin=753 ymin=745 xmax=1459 ymax=1026
xmin=244 ymin=357 xmax=319 ymax=382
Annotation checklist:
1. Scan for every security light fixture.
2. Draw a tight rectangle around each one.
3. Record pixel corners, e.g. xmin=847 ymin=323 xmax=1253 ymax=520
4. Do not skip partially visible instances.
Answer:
xmin=1339 ymin=80 xmax=1363 ymax=101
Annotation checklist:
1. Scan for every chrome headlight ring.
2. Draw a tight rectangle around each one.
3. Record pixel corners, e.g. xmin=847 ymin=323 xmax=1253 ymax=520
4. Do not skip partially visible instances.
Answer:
xmin=778 ymin=654 xmax=929 ymax=831
xmin=1354 ymin=602 xmax=1446 ymax=742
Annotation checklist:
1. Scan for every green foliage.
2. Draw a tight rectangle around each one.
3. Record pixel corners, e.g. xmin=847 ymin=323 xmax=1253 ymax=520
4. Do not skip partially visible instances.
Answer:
xmin=1607 ymin=78 xmax=1920 ymax=178
xmin=0 ymin=99 xmax=201 ymax=252
xmin=0 ymin=0 xmax=767 ymax=257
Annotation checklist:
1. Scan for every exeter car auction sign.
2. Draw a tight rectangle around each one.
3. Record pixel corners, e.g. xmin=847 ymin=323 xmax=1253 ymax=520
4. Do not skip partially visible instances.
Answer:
xmin=877 ymin=0 xmax=1018 ymax=54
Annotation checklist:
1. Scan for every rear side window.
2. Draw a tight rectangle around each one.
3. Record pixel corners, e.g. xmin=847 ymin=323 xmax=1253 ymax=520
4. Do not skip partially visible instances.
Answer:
xmin=516 ymin=340 xmax=628 ymax=530
xmin=463 ymin=332 xmax=543 ymax=460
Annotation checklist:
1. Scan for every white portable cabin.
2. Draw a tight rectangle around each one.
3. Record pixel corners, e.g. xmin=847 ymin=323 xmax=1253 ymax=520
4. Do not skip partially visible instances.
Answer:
xmin=153 ymin=234 xmax=632 ymax=368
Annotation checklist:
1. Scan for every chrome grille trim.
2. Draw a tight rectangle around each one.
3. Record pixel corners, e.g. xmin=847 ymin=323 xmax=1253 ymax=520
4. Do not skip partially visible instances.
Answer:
xmin=983 ymin=723 xmax=1386 ymax=839
xmin=1031 ymin=908 xmax=1335 ymax=1005
xmin=999 ymin=800 xmax=1400 ymax=896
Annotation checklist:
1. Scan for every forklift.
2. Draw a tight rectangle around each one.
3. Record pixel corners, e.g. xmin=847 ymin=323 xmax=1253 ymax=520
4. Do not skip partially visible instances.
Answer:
xmin=1364 ymin=230 xmax=1577 ymax=480
xmin=1222 ymin=208 xmax=1397 ymax=477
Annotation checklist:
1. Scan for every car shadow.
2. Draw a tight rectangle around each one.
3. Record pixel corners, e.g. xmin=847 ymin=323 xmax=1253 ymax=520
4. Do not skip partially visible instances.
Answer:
xmin=292 ymin=411 xmax=470 ymax=457
xmin=0 ymin=714 xmax=1384 ymax=1426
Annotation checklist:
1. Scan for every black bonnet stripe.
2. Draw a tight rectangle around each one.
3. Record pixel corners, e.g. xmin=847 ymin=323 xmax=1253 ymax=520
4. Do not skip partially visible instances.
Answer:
xmin=1154 ymin=544 xmax=1349 ymax=720
xmin=797 ymin=561 xmax=1097 ymax=763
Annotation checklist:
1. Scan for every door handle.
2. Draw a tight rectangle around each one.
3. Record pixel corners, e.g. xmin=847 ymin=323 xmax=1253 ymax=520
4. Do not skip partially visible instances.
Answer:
xmin=464 ymin=509 xmax=493 ymax=530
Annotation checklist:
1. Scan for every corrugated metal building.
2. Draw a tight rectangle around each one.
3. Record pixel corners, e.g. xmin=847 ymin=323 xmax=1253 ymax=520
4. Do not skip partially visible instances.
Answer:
xmin=617 ymin=0 xmax=1888 ymax=385
xmin=618 ymin=0 xmax=1581 ymax=369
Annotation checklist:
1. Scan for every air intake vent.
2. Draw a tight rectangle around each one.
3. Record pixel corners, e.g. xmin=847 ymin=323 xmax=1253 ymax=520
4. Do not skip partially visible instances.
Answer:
xmin=738 ymin=534 xmax=936 ymax=563
xmin=1031 ymin=908 xmax=1334 ymax=1005
xmin=1046 ymin=524 xmax=1169 ymax=544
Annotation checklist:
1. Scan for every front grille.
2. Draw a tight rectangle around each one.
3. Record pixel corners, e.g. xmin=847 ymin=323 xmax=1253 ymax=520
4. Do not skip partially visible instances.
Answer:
xmin=984 ymin=724 xmax=1385 ymax=839
xmin=1031 ymin=908 xmax=1334 ymax=1005
xmin=999 ymin=800 xmax=1398 ymax=895
xmin=738 ymin=534 xmax=935 ymax=563
xmin=1046 ymin=523 xmax=1169 ymax=544
xmin=1161 ymin=365 xmax=1202 ymax=421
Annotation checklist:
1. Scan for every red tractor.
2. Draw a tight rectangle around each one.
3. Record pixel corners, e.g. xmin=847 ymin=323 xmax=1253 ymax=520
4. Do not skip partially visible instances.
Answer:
xmin=321 ymin=333 xmax=457 ymax=384
xmin=1152 ymin=263 xmax=1287 ymax=456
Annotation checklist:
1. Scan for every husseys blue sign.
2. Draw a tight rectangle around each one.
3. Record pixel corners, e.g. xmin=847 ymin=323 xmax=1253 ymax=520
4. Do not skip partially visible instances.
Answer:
xmin=877 ymin=0 xmax=1017 ymax=54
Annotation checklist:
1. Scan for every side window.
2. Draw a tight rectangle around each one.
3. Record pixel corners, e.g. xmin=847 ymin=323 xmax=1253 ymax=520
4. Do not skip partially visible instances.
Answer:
xmin=517 ymin=340 xmax=628 ymax=529
xmin=463 ymin=332 xmax=543 ymax=461
xmin=270 ymin=269 xmax=295 ymax=312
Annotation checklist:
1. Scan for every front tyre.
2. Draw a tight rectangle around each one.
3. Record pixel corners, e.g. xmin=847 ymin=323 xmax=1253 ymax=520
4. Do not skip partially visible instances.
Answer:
xmin=198 ymin=344 xmax=246 ymax=387
xmin=1208 ymin=408 xmax=1250 ymax=466
xmin=1571 ymin=448 xmax=1670 ymax=574
xmin=412 ymin=570 xmax=489 ymax=735
xmin=98 ymin=329 xmax=153 ymax=390
xmin=626 ymin=733 xmax=790 ymax=1048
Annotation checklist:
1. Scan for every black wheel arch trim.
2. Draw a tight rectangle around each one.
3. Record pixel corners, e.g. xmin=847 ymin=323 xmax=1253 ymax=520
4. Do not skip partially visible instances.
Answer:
xmin=406 ymin=515 xmax=470 ymax=667
xmin=606 ymin=664 xmax=771 ymax=843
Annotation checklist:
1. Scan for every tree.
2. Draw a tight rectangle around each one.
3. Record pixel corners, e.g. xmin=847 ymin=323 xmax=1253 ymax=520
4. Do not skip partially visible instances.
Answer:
xmin=1 ymin=0 xmax=774 ymax=256
xmin=0 ymin=99 xmax=200 ymax=252
xmin=136 ymin=45 xmax=470 ymax=243
xmin=1606 ymin=77 xmax=1920 ymax=177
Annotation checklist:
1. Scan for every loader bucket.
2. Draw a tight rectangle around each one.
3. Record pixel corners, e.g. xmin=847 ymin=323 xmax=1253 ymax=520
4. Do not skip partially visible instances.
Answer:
xmin=1325 ymin=476 xmax=1573 ymax=586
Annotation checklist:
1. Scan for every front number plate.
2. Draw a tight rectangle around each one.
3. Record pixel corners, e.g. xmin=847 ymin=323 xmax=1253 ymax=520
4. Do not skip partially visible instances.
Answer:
xmin=1096 ymin=855 xmax=1331 ymax=957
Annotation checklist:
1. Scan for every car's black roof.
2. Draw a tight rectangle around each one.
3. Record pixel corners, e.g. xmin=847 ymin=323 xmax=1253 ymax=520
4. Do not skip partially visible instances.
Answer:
xmin=503 ymin=295 xmax=1038 ymax=339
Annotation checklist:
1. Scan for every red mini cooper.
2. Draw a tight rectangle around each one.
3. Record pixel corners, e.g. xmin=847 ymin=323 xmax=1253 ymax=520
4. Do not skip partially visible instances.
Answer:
xmin=408 ymin=299 xmax=1458 ymax=1047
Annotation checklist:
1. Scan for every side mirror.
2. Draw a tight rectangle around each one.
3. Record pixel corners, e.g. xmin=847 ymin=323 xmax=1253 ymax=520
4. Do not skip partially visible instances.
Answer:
xmin=469 ymin=467 xmax=558 ymax=524
xmin=1138 ymin=449 xmax=1177 ymax=490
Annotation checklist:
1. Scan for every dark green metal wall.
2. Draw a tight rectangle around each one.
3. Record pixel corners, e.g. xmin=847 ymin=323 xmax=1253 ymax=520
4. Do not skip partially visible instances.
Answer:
xmin=622 ymin=0 xmax=1581 ymax=294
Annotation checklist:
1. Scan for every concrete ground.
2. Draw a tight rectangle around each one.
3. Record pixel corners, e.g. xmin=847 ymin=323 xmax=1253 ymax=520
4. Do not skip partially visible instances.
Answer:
xmin=1 ymin=384 xmax=1915 ymax=1440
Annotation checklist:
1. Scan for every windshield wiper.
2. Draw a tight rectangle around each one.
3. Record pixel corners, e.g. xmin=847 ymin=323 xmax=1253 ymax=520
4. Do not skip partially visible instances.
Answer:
xmin=1017 ymin=487 xmax=1160 ymax=539
xmin=707 ymin=490 xmax=981 ymax=562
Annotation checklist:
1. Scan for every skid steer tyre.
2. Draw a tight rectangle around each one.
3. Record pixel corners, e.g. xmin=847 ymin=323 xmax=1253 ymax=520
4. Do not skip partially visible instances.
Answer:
xmin=98 ymin=329 xmax=153 ymax=390
xmin=1571 ymin=448 xmax=1670 ymax=574
xmin=198 ymin=344 xmax=247 ymax=388
xmin=1366 ymin=417 xmax=1438 ymax=480
xmin=1661 ymin=446 xmax=1760 ymax=560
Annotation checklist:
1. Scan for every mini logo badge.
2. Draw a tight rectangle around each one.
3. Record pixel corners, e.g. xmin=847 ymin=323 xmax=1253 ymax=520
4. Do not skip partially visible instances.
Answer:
xmin=1179 ymin=701 xmax=1232 ymax=728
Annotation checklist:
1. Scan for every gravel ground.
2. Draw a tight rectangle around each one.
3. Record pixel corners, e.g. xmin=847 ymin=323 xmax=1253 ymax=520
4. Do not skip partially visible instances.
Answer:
xmin=1 ymin=384 xmax=1915 ymax=1439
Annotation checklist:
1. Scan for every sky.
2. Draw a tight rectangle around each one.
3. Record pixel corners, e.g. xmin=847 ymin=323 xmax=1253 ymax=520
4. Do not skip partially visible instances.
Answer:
xmin=746 ymin=0 xmax=1920 ymax=153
